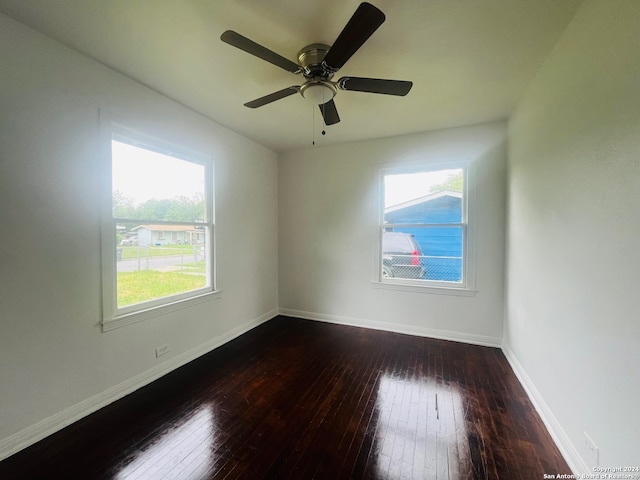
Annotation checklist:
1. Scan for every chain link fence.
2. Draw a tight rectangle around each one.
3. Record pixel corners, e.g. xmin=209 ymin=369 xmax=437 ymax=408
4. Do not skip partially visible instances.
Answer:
xmin=116 ymin=245 xmax=206 ymax=274
xmin=382 ymin=254 xmax=462 ymax=282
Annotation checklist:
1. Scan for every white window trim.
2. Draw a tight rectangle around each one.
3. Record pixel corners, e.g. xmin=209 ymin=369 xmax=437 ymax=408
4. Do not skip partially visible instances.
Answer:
xmin=372 ymin=159 xmax=477 ymax=295
xmin=99 ymin=114 xmax=219 ymax=331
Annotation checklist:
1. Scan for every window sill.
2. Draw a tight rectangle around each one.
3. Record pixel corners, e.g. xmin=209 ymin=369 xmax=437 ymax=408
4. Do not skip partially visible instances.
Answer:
xmin=102 ymin=290 xmax=223 ymax=332
xmin=372 ymin=281 xmax=476 ymax=297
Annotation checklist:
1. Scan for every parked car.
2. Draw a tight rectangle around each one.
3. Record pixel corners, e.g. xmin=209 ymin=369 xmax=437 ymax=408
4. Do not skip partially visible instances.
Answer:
xmin=120 ymin=235 xmax=138 ymax=246
xmin=382 ymin=232 xmax=426 ymax=279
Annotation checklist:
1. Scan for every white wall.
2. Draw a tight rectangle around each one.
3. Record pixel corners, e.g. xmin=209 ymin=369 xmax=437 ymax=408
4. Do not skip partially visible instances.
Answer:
xmin=505 ymin=0 xmax=640 ymax=471
xmin=279 ymin=123 xmax=507 ymax=345
xmin=0 ymin=13 xmax=278 ymax=458
xmin=9 ymin=0 xmax=639 ymax=470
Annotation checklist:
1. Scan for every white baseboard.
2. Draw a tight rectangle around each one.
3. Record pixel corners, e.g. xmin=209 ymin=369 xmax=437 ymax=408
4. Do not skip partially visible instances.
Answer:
xmin=279 ymin=308 xmax=502 ymax=347
xmin=0 ymin=309 xmax=277 ymax=462
xmin=8 ymin=309 xmax=580 ymax=473
xmin=501 ymin=343 xmax=588 ymax=475
xmin=281 ymin=309 xmax=589 ymax=472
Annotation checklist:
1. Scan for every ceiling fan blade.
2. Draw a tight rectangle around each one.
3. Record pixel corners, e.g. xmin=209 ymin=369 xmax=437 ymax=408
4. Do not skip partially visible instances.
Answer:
xmin=221 ymin=30 xmax=300 ymax=74
xmin=338 ymin=77 xmax=413 ymax=96
xmin=244 ymin=87 xmax=300 ymax=108
xmin=323 ymin=2 xmax=385 ymax=71
xmin=319 ymin=99 xmax=340 ymax=125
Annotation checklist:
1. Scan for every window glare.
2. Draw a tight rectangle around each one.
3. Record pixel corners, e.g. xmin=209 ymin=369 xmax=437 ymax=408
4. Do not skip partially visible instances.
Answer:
xmin=112 ymin=140 xmax=204 ymax=207
xmin=384 ymin=168 xmax=462 ymax=208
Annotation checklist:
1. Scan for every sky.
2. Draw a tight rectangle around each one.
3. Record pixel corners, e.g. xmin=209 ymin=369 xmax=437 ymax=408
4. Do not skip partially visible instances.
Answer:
xmin=112 ymin=139 xmax=458 ymax=209
xmin=111 ymin=140 xmax=204 ymax=205
xmin=384 ymin=169 xmax=460 ymax=207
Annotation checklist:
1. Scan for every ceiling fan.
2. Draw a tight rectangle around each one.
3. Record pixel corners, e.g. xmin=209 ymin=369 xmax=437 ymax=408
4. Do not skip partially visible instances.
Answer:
xmin=221 ymin=2 xmax=413 ymax=126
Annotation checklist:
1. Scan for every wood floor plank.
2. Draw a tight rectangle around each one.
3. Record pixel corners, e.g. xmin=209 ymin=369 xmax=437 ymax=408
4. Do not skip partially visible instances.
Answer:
xmin=0 ymin=316 xmax=573 ymax=480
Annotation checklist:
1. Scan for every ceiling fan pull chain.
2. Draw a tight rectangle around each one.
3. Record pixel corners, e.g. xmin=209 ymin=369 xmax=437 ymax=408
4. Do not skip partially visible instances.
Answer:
xmin=321 ymin=91 xmax=327 ymax=137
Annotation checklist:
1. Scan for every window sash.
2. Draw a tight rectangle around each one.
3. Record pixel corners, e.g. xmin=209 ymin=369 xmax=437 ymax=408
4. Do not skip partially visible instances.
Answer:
xmin=379 ymin=224 xmax=467 ymax=286
xmin=378 ymin=163 xmax=470 ymax=290
xmin=101 ymin=118 xmax=216 ymax=329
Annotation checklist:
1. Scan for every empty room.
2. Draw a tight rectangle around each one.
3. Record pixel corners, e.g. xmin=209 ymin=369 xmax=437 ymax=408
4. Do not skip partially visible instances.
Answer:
xmin=0 ymin=0 xmax=638 ymax=478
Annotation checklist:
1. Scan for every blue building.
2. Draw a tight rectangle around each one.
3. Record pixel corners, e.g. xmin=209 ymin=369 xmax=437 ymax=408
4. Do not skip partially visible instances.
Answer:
xmin=384 ymin=191 xmax=462 ymax=282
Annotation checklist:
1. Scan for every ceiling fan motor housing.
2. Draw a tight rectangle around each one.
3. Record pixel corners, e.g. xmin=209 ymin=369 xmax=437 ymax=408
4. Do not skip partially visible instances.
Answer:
xmin=298 ymin=44 xmax=333 ymax=78
xmin=297 ymin=44 xmax=337 ymax=104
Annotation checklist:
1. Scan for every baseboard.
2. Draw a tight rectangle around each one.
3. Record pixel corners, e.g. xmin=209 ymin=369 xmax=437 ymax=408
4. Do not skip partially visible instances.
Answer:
xmin=279 ymin=308 xmax=502 ymax=348
xmin=0 ymin=309 xmax=277 ymax=462
xmin=501 ymin=343 xmax=588 ymax=475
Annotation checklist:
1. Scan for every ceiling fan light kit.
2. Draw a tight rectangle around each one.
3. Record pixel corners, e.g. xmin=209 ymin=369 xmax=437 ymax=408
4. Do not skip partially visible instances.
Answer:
xmin=299 ymin=82 xmax=336 ymax=105
xmin=221 ymin=2 xmax=413 ymax=126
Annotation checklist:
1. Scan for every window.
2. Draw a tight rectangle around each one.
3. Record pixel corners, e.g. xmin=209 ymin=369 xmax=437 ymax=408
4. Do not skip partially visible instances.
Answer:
xmin=101 ymin=124 xmax=215 ymax=329
xmin=378 ymin=163 xmax=473 ymax=292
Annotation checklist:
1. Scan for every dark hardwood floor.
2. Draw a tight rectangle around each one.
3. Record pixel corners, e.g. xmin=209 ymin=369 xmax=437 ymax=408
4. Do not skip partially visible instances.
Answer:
xmin=0 ymin=316 xmax=571 ymax=479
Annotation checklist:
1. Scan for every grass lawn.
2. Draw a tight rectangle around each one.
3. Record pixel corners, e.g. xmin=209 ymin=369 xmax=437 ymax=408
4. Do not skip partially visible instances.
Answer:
xmin=180 ymin=260 xmax=206 ymax=274
xmin=117 ymin=270 xmax=207 ymax=307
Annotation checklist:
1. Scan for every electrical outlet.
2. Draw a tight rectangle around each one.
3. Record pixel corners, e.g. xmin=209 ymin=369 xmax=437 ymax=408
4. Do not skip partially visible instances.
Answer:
xmin=584 ymin=431 xmax=599 ymax=466
xmin=155 ymin=344 xmax=170 ymax=358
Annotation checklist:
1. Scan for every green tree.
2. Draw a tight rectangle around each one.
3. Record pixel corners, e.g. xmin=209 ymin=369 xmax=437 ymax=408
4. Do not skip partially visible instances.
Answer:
xmin=165 ymin=194 xmax=205 ymax=222
xmin=428 ymin=172 xmax=463 ymax=193
xmin=112 ymin=192 xmax=205 ymax=222
xmin=136 ymin=198 xmax=175 ymax=221
xmin=112 ymin=190 xmax=136 ymax=218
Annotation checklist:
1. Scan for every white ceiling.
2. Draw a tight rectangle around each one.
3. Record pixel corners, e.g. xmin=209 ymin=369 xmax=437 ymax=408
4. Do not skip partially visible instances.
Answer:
xmin=0 ymin=0 xmax=583 ymax=152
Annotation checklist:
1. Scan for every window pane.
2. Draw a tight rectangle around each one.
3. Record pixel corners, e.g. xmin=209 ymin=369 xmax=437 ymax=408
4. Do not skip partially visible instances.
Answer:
xmin=381 ymin=166 xmax=466 ymax=286
xmin=382 ymin=231 xmax=426 ymax=280
xmin=112 ymin=140 xmax=205 ymax=222
xmin=384 ymin=169 xmax=463 ymax=225
xmin=382 ymin=227 xmax=463 ymax=283
xmin=115 ymin=222 xmax=209 ymax=308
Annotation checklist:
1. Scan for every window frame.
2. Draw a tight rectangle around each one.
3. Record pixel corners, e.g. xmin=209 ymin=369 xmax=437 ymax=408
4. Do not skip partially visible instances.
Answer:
xmin=100 ymin=120 xmax=218 ymax=331
xmin=374 ymin=160 xmax=476 ymax=295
